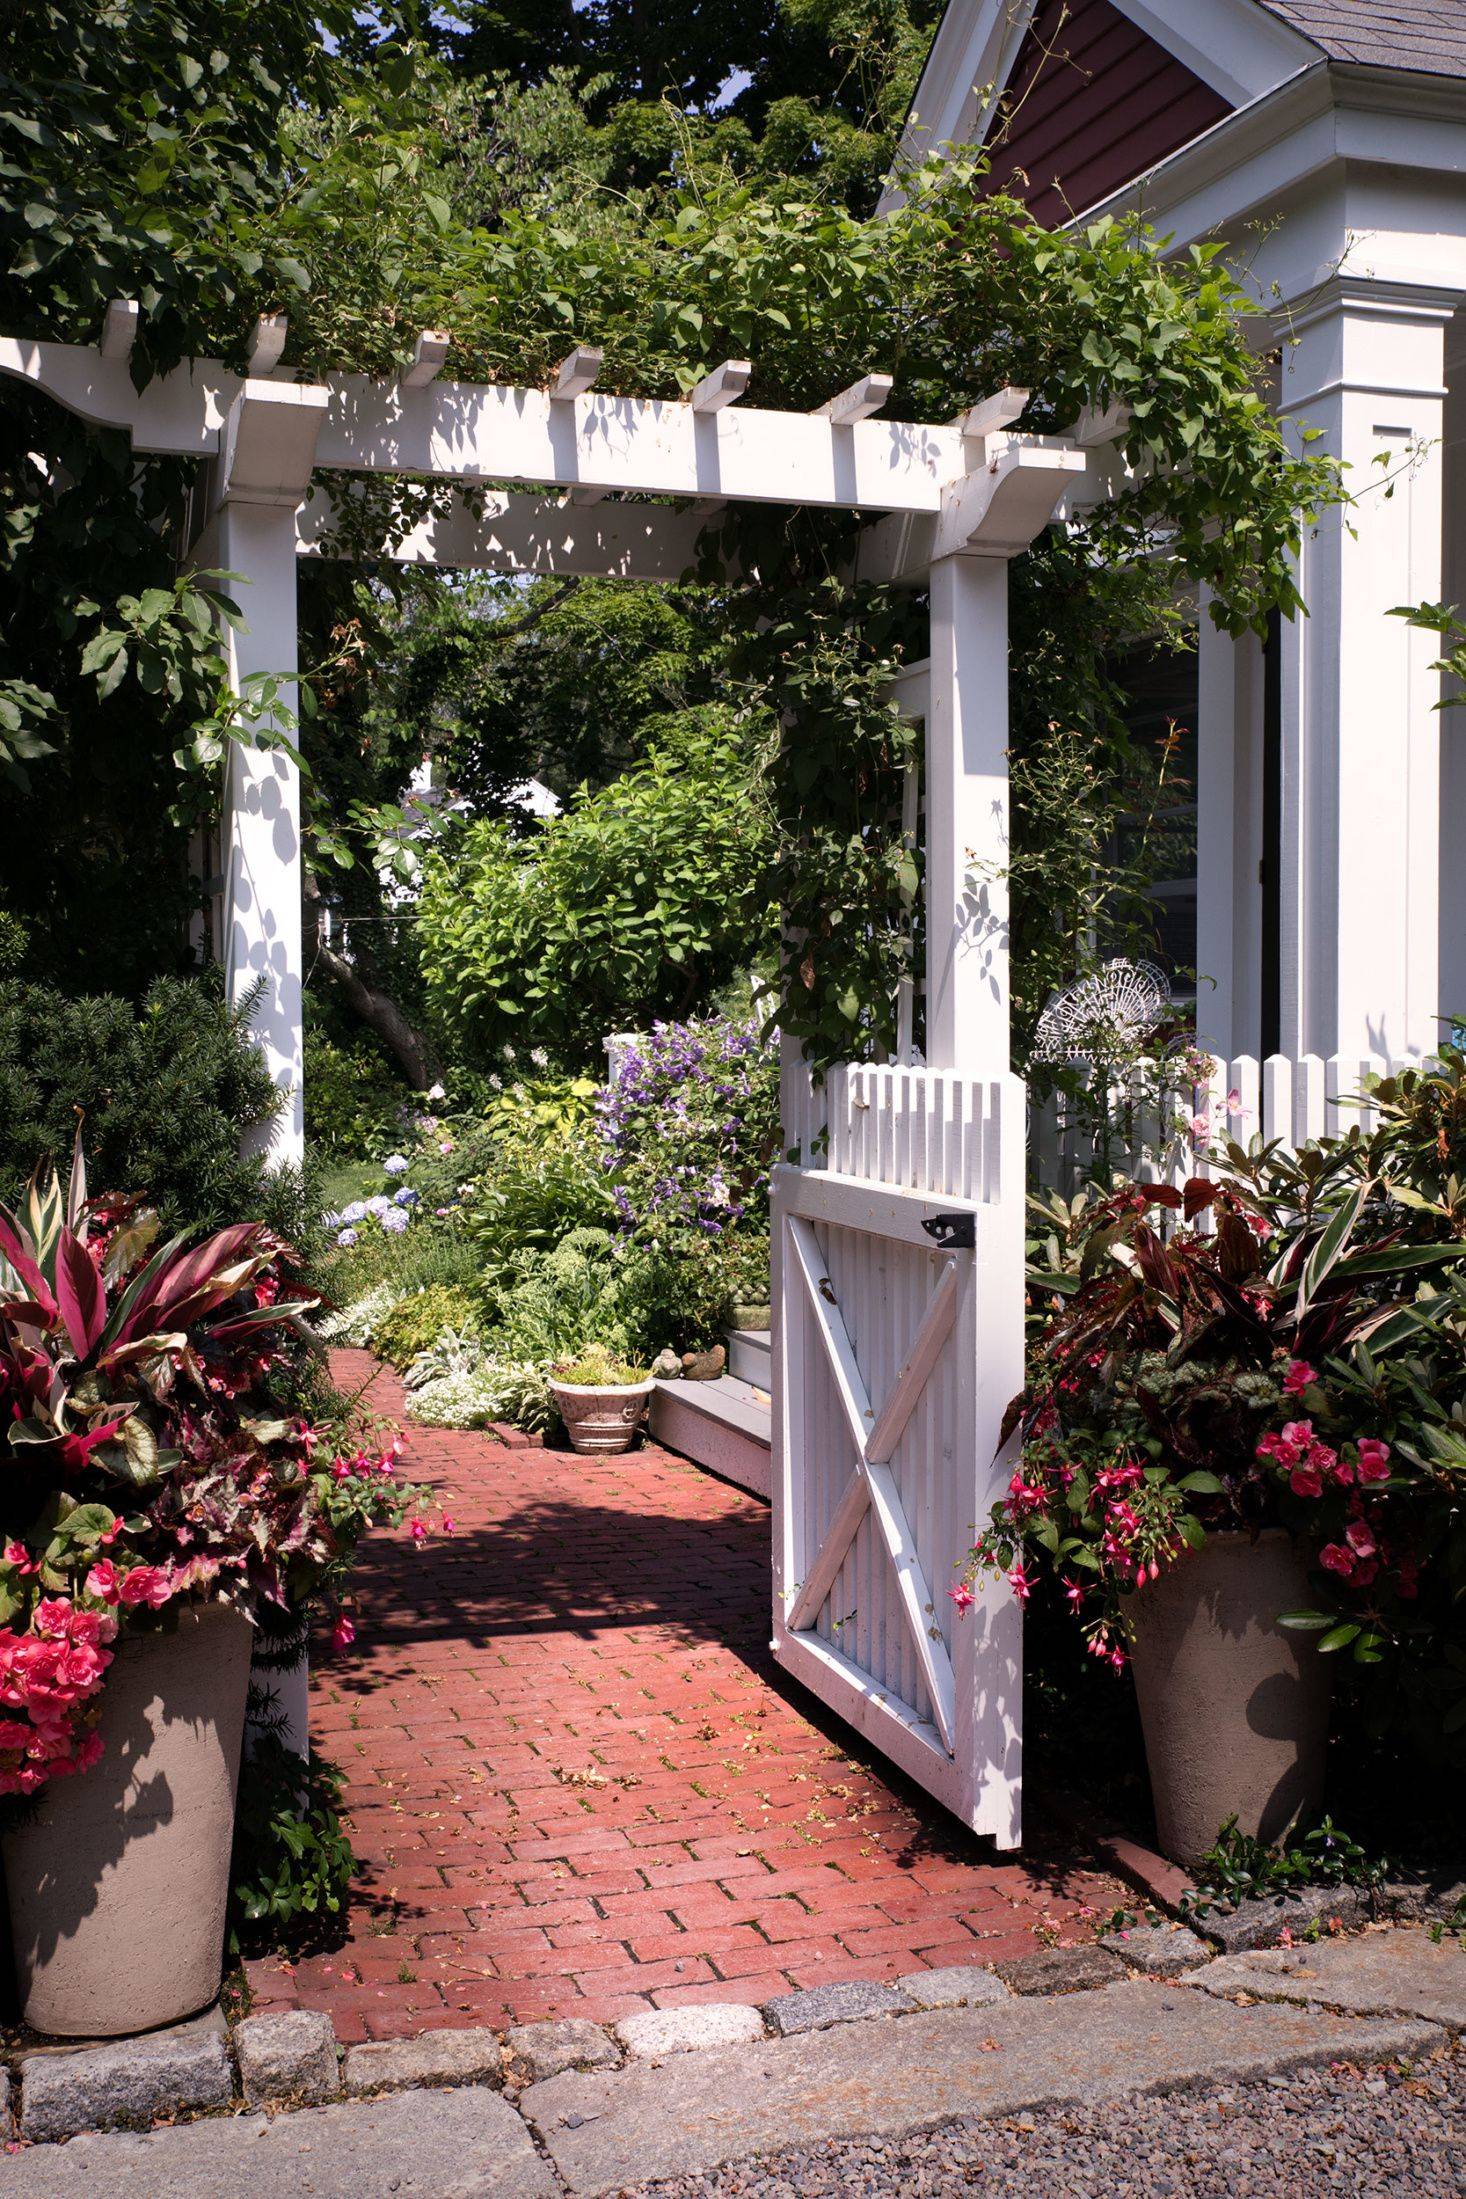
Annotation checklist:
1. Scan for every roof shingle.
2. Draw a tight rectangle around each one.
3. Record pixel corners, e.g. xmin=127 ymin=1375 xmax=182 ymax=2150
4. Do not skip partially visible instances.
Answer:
xmin=1257 ymin=0 xmax=1466 ymax=78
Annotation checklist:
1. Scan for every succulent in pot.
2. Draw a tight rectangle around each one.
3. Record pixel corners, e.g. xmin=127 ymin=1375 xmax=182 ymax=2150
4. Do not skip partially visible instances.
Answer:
xmin=548 ymin=1344 xmax=654 ymax=1456
xmin=0 ymin=1132 xmax=429 ymax=2035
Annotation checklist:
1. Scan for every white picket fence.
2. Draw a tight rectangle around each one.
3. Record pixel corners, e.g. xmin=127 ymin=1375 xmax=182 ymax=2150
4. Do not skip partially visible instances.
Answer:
xmin=1029 ymin=1051 xmax=1419 ymax=1195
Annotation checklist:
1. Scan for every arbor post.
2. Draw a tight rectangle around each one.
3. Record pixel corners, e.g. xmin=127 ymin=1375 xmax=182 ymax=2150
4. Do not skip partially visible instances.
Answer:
xmin=199 ymin=380 xmax=327 ymax=1168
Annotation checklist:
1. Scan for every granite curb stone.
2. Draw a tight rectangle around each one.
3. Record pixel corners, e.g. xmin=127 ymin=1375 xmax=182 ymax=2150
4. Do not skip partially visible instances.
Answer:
xmin=17 ymin=2016 xmax=233 ymax=2142
xmin=519 ymin=1984 xmax=1446 ymax=2194
xmin=1100 ymin=1920 xmax=1213 ymax=1977
xmin=342 ymin=2026 xmax=506 ymax=2095
xmin=1194 ymin=1884 xmax=1365 ymax=1953
xmin=234 ymin=2009 xmax=340 ymax=2107
xmin=1181 ymin=1923 xmax=1466 ymax=2029
xmin=506 ymin=2017 xmax=622 ymax=2083
xmin=616 ymin=2005 xmax=766 ymax=2058
xmin=996 ymin=1944 xmax=1130 ymax=1994
xmin=895 ymin=1965 xmax=1013 ymax=2009
xmin=762 ymin=1980 xmax=916 ymax=2035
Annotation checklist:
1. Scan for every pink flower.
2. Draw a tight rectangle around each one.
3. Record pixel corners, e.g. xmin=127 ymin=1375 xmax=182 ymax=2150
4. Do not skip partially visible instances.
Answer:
xmin=1289 ymin=1464 xmax=1323 ymax=1499
xmin=85 ymin=1559 xmax=121 ymax=1603
xmin=329 ymin=1616 xmax=356 ymax=1652
xmin=1281 ymin=1421 xmax=1314 ymax=1449
xmin=1319 ymin=1543 xmax=1355 ymax=1577
xmin=1225 ymin=1089 xmax=1245 ymax=1116
xmin=1344 ymin=1520 xmax=1377 ymax=1559
xmin=117 ymin=1565 xmax=173 ymax=1610
xmin=408 ymin=1518 xmax=428 ymax=1545
xmin=1006 ymin=1562 xmax=1033 ymax=1604
xmin=1356 ymin=1439 xmax=1391 ymax=1484
xmin=440 ymin=1517 xmax=456 ymax=1536
xmin=1063 ymin=1578 xmax=1084 ymax=1609
xmin=1283 ymin=1361 xmax=1317 ymax=1397
xmin=948 ymin=1583 xmax=976 ymax=1614
xmin=32 ymin=1598 xmax=74 ymax=1638
xmin=1188 ymin=1112 xmax=1212 ymax=1149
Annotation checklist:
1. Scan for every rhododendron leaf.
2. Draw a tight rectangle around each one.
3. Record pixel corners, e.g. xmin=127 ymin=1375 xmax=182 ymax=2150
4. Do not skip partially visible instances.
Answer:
xmin=55 ymin=1228 xmax=107 ymax=1360
xmin=1317 ymin=1622 xmax=1360 ymax=1652
xmin=1277 ymin=1609 xmax=1334 ymax=1630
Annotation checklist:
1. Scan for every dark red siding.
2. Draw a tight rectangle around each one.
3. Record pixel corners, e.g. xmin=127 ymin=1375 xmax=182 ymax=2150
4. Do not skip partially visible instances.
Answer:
xmin=982 ymin=0 xmax=1231 ymax=227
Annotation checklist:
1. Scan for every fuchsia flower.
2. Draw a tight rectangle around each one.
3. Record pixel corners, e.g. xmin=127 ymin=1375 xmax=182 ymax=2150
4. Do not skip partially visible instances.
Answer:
xmin=1005 ymin=1562 xmax=1033 ymax=1604
xmin=329 ymin=1616 xmax=357 ymax=1652
xmin=408 ymin=1517 xmax=428 ymax=1545
xmin=948 ymin=1583 xmax=976 ymax=1614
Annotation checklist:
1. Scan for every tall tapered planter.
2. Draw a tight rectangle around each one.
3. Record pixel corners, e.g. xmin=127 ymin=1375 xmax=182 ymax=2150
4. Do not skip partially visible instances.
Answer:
xmin=3 ymin=1604 xmax=253 ymax=2037
xmin=1127 ymin=1530 xmax=1332 ymax=1869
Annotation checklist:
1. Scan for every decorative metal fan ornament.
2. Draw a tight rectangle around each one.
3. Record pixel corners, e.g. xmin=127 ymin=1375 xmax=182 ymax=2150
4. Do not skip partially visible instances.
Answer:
xmin=1032 ymin=958 xmax=1170 ymax=1068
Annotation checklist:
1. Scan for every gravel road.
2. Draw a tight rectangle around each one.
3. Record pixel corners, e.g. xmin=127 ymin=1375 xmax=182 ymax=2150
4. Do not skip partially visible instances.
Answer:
xmin=611 ymin=2043 xmax=1463 ymax=2198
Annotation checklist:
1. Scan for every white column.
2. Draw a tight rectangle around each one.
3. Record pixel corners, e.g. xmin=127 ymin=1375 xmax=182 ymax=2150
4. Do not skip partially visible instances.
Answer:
xmin=1195 ymin=603 xmax=1264 ymax=1057
xmin=217 ymin=501 xmax=305 ymax=1165
xmin=926 ymin=553 xmax=1010 ymax=1072
xmin=1275 ymin=278 xmax=1451 ymax=1060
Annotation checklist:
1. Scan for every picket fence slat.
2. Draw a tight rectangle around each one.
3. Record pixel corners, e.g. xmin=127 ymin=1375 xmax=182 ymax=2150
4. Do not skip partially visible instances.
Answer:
xmin=1029 ymin=1051 xmax=1419 ymax=1195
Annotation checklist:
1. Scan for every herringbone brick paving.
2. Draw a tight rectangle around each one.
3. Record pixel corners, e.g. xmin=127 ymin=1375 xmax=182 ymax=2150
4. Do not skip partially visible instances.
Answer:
xmin=242 ymin=1351 xmax=1123 ymax=2042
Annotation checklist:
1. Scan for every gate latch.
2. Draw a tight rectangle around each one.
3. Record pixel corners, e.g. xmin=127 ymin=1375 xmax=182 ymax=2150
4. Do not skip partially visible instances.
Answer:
xmin=922 ymin=1211 xmax=975 ymax=1251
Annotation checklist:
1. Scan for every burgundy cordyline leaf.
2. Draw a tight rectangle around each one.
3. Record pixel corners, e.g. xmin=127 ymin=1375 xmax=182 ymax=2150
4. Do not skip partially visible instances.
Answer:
xmin=55 ymin=1229 xmax=107 ymax=1360
xmin=0 ymin=1210 xmax=58 ymax=1319
xmin=123 ymin=1222 xmax=269 ymax=1336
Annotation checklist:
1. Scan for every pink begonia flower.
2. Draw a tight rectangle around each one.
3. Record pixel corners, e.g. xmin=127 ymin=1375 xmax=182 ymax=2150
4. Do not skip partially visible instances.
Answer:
xmin=1356 ymin=1438 xmax=1391 ymax=1483
xmin=1289 ymin=1464 xmax=1323 ymax=1499
xmin=84 ymin=1559 xmax=121 ymax=1603
xmin=117 ymin=1564 xmax=173 ymax=1609
xmin=1281 ymin=1420 xmax=1314 ymax=1449
xmin=948 ymin=1583 xmax=976 ymax=1614
xmin=32 ymin=1597 xmax=74 ymax=1638
xmin=1283 ymin=1360 xmax=1317 ymax=1397
xmin=1344 ymin=1519 xmax=1378 ymax=1559
xmin=1319 ymin=1543 xmax=1355 ymax=1577
xmin=329 ymin=1616 xmax=357 ymax=1652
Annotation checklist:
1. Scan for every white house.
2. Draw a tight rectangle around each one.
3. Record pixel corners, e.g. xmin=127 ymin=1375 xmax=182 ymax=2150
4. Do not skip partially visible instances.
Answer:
xmin=892 ymin=0 xmax=1466 ymax=1066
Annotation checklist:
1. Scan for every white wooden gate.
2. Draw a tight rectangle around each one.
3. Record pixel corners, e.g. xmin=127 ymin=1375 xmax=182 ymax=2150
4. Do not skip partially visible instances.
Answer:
xmin=772 ymin=1064 xmax=1027 ymax=1844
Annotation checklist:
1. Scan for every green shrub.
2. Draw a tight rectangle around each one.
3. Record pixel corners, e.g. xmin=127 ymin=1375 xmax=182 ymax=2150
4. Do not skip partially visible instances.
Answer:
xmin=374 ymin=1284 xmax=482 ymax=1370
xmin=0 ymin=971 xmax=308 ymax=1235
xmin=304 ymin=1022 xmax=410 ymax=1156
xmin=229 ymin=1735 xmax=357 ymax=1954
xmin=489 ymin=1226 xmax=658 ymax=1362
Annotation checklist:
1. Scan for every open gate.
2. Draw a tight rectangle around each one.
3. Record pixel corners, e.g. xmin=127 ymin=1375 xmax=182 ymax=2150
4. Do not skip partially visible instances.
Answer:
xmin=772 ymin=1064 xmax=1027 ymax=1844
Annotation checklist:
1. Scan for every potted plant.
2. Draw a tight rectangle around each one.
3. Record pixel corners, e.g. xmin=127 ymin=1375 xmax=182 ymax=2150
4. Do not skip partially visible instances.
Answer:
xmin=0 ymin=1137 xmax=425 ymax=2036
xmin=548 ymin=1345 xmax=654 ymax=1456
xmin=955 ymin=1159 xmax=1451 ymax=1866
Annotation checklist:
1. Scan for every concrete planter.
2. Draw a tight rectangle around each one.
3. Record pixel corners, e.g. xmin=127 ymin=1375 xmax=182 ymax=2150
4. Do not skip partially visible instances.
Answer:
xmin=1127 ymin=1529 xmax=1332 ymax=1869
xmin=3 ymin=1603 xmax=253 ymax=2037
xmin=550 ymin=1376 xmax=655 ymax=1456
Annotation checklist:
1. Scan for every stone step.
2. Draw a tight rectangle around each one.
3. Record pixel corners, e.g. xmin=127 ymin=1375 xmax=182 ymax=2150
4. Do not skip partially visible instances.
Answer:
xmin=725 ymin=1326 xmax=771 ymax=1386
xmin=650 ymin=1373 xmax=771 ymax=1501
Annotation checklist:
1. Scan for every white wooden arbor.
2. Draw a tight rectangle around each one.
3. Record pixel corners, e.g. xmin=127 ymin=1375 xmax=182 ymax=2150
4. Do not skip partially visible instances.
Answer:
xmin=2 ymin=313 xmax=1089 ymax=1845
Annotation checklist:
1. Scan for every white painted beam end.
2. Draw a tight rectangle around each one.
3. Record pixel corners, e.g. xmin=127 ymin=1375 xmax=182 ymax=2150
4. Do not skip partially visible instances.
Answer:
xmin=553 ymin=345 xmax=603 ymax=400
xmin=246 ymin=313 xmax=289 ymax=377
xmin=689 ymin=359 xmax=751 ymax=413
xmin=1071 ymin=399 xmax=1132 ymax=447
xmin=402 ymin=330 xmax=451 ymax=389
xmin=956 ymin=386 xmax=1030 ymax=440
xmin=818 ymin=372 xmax=895 ymax=425
xmin=99 ymin=298 xmax=139 ymax=363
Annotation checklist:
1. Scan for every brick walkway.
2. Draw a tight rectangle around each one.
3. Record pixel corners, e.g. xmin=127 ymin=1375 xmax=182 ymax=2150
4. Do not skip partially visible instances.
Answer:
xmin=243 ymin=1352 xmax=1124 ymax=2044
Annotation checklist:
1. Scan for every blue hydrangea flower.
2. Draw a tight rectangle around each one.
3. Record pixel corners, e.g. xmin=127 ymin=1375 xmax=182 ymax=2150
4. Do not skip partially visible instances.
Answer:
xmin=382 ymin=1154 xmax=410 ymax=1176
xmin=340 ymin=1201 xmax=367 ymax=1224
xmin=379 ymin=1207 xmax=410 ymax=1234
xmin=393 ymin=1186 xmax=420 ymax=1207
xmin=336 ymin=1227 xmax=359 ymax=1248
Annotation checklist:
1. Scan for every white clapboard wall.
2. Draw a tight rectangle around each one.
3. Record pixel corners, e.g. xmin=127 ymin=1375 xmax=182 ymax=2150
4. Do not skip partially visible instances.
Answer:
xmin=1029 ymin=1052 xmax=1418 ymax=1195
xmin=771 ymin=1063 xmax=1027 ymax=1844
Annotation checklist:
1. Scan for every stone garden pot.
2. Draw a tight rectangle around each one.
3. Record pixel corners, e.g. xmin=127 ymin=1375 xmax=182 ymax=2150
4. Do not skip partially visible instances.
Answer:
xmin=549 ymin=1375 xmax=655 ymax=1457
xmin=1126 ymin=1529 xmax=1332 ymax=1869
xmin=3 ymin=1603 xmax=253 ymax=2037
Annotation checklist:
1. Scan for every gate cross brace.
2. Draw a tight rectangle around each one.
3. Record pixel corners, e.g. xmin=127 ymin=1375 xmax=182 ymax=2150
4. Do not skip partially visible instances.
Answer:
xmin=784 ymin=1215 xmax=961 ymax=1754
